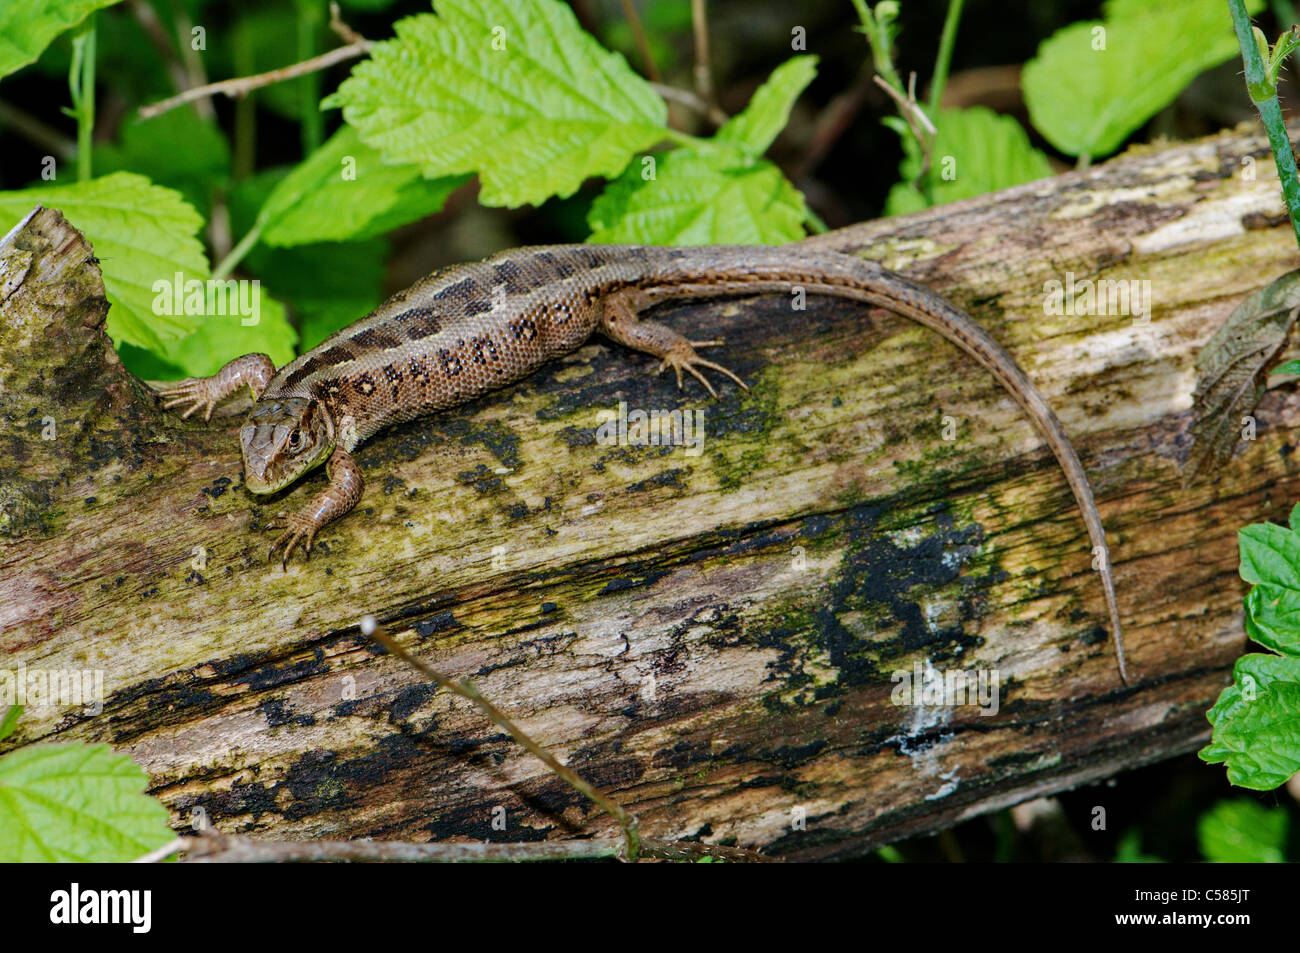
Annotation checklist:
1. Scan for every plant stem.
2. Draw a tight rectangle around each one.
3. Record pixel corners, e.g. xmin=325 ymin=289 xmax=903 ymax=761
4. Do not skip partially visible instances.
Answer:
xmin=1229 ymin=0 xmax=1300 ymax=251
xmin=69 ymin=19 xmax=97 ymax=181
xmin=296 ymin=0 xmax=323 ymax=154
xmin=927 ymin=0 xmax=964 ymax=117
xmin=212 ymin=220 xmax=263 ymax=280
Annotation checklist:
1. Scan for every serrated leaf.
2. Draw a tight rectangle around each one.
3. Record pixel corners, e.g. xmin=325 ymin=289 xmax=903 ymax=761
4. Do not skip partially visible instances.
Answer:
xmin=716 ymin=55 xmax=818 ymax=155
xmin=0 ymin=173 xmax=209 ymax=351
xmin=0 ymin=0 xmax=123 ymax=79
xmin=1022 ymin=0 xmax=1263 ymax=158
xmin=1238 ymin=521 xmax=1300 ymax=590
xmin=1199 ymin=680 xmax=1300 ymax=790
xmin=587 ymin=147 xmax=805 ymax=245
xmin=884 ymin=106 xmax=1053 ymax=215
xmin=95 ymin=108 xmax=231 ymax=218
xmin=1245 ymin=584 xmax=1300 ymax=655
xmin=0 ymin=741 xmax=173 ymax=862
xmin=325 ymin=0 xmax=667 ymax=207
xmin=1197 ymin=800 xmax=1288 ymax=862
xmin=1206 ymin=653 xmax=1300 ymax=726
xmin=259 ymin=125 xmax=466 ymax=246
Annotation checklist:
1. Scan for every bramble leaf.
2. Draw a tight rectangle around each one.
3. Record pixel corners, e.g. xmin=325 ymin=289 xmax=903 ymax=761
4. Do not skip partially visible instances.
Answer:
xmin=0 ymin=742 xmax=173 ymax=862
xmin=0 ymin=173 xmax=208 ymax=351
xmin=325 ymin=0 xmax=667 ymax=207
xmin=0 ymin=0 xmax=122 ymax=79
xmin=259 ymin=125 xmax=466 ymax=246
xmin=1022 ymin=0 xmax=1263 ymax=159
xmin=587 ymin=146 xmax=805 ymax=245
xmin=885 ymin=107 xmax=1053 ymax=215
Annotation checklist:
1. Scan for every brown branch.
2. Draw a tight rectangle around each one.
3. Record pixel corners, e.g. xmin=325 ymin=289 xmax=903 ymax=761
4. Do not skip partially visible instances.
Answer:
xmin=138 ymin=41 xmax=372 ymax=120
xmin=690 ymin=0 xmax=720 ymax=123
xmin=360 ymin=616 xmax=642 ymax=861
xmin=620 ymin=0 xmax=661 ymax=85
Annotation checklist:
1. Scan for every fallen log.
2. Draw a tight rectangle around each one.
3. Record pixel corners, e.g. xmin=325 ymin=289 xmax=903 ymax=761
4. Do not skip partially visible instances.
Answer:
xmin=2 ymin=121 xmax=1295 ymax=859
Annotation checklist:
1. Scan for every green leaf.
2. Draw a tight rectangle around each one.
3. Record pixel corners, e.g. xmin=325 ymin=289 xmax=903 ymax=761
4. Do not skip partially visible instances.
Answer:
xmin=1197 ymin=800 xmax=1288 ymax=862
xmin=0 ymin=741 xmax=173 ymax=861
xmin=884 ymin=106 xmax=1053 ymax=215
xmin=1245 ymin=584 xmax=1300 ymax=655
xmin=0 ymin=706 xmax=21 ymax=743
xmin=94 ymin=108 xmax=231 ymax=219
xmin=230 ymin=168 xmax=389 ymax=354
xmin=1199 ymin=680 xmax=1300 ymax=790
xmin=0 ymin=172 xmax=208 ymax=351
xmin=1113 ymin=828 xmax=1162 ymax=863
xmin=324 ymin=0 xmax=668 ymax=207
xmin=0 ymin=0 xmax=122 ymax=79
xmin=587 ymin=147 xmax=805 ymax=245
xmin=1206 ymin=653 xmax=1300 ymax=726
xmin=1022 ymin=0 xmax=1264 ymax=159
xmin=159 ymin=286 xmax=297 ymax=378
xmin=1274 ymin=359 xmax=1300 ymax=376
xmin=1238 ymin=521 xmax=1300 ymax=589
xmin=716 ymin=55 xmax=818 ymax=155
xmin=259 ymin=125 xmax=466 ymax=246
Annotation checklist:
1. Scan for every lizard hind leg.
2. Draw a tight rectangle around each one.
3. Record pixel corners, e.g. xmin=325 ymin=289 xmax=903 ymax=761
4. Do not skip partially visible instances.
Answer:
xmin=599 ymin=290 xmax=748 ymax=398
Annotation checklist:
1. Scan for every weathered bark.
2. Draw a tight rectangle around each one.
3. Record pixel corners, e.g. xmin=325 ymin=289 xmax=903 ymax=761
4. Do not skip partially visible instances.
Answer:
xmin=2 ymin=122 xmax=1295 ymax=859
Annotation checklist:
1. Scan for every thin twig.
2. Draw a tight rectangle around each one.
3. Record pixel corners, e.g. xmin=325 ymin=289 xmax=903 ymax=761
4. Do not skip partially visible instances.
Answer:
xmin=132 ymin=837 xmax=186 ymax=863
xmin=650 ymin=82 xmax=728 ymax=125
xmin=872 ymin=72 xmax=936 ymax=187
xmin=690 ymin=0 xmax=720 ymax=123
xmin=359 ymin=616 xmax=642 ymax=861
xmin=128 ymin=0 xmax=213 ymax=119
xmin=167 ymin=831 xmax=775 ymax=863
xmin=620 ymin=0 xmax=661 ymax=84
xmin=328 ymin=2 xmax=366 ymax=45
xmin=0 ymin=99 xmax=76 ymax=160
xmin=138 ymin=41 xmax=372 ymax=120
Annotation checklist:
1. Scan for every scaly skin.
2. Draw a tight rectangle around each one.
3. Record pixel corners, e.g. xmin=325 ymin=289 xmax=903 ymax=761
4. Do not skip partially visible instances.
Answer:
xmin=160 ymin=243 xmax=1130 ymax=682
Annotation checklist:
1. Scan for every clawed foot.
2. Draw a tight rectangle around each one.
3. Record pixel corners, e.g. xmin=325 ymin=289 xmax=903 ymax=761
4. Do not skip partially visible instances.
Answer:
xmin=266 ymin=511 xmax=324 ymax=570
xmin=654 ymin=339 xmax=748 ymax=398
xmin=159 ymin=378 xmax=219 ymax=421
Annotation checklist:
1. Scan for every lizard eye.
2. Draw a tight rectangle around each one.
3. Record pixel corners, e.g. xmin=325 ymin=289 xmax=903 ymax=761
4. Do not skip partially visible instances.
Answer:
xmin=287 ymin=429 xmax=304 ymax=452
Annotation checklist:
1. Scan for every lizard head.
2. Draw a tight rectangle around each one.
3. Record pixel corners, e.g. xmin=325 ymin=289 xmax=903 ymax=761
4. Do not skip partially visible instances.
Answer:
xmin=240 ymin=397 xmax=335 ymax=494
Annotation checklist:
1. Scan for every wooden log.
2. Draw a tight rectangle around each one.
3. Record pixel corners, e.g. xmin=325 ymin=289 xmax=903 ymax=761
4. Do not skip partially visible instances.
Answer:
xmin=1 ymin=121 xmax=1294 ymax=859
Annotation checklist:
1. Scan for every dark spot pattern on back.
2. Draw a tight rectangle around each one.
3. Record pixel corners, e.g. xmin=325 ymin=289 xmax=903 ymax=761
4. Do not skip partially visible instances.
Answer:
xmin=493 ymin=260 xmax=528 ymax=294
xmin=353 ymin=372 xmax=377 ymax=397
xmin=381 ymin=363 xmax=403 ymax=400
xmin=352 ymin=327 xmax=402 ymax=349
xmin=438 ymin=348 xmax=463 ymax=376
xmin=280 ymin=345 xmax=355 ymax=389
xmin=470 ymin=335 xmax=499 ymax=364
xmin=510 ymin=317 xmax=538 ymax=342
xmin=434 ymin=276 xmax=480 ymax=302
xmin=464 ymin=296 xmax=492 ymax=316
xmin=408 ymin=357 xmax=431 ymax=386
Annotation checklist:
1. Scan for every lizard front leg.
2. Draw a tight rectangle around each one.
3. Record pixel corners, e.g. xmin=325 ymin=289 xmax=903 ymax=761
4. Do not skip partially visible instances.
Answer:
xmin=159 ymin=353 xmax=275 ymax=421
xmin=599 ymin=289 xmax=748 ymax=397
xmin=266 ymin=447 xmax=364 ymax=569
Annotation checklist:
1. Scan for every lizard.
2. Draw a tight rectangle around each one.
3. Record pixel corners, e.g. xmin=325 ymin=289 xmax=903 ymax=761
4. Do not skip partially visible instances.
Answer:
xmin=159 ymin=243 xmax=1130 ymax=683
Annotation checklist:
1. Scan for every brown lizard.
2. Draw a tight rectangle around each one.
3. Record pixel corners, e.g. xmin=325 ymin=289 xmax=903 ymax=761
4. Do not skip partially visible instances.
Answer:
xmin=159 ymin=243 xmax=1129 ymax=682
